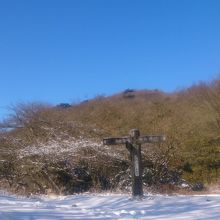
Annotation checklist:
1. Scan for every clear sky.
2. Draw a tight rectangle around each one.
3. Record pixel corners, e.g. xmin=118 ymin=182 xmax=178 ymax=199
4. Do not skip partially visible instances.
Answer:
xmin=0 ymin=0 xmax=220 ymax=119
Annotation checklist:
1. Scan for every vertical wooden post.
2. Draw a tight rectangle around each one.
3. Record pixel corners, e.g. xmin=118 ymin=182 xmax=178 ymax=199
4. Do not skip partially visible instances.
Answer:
xmin=127 ymin=129 xmax=143 ymax=198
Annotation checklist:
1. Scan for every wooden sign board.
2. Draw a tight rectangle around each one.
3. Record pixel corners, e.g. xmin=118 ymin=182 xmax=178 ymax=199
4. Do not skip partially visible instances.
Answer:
xmin=103 ymin=135 xmax=165 ymax=145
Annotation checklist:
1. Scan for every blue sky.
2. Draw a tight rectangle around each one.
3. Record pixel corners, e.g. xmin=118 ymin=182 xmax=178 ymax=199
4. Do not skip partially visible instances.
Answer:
xmin=0 ymin=0 xmax=220 ymax=119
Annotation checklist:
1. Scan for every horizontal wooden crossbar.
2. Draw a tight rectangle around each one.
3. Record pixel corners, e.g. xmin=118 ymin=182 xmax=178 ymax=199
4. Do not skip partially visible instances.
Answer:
xmin=139 ymin=135 xmax=166 ymax=143
xmin=103 ymin=135 xmax=165 ymax=145
xmin=103 ymin=137 xmax=129 ymax=145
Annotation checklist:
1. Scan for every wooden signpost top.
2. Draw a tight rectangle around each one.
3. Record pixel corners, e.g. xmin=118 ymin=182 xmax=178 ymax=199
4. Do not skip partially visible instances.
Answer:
xmin=103 ymin=134 xmax=165 ymax=145
xmin=103 ymin=129 xmax=165 ymax=198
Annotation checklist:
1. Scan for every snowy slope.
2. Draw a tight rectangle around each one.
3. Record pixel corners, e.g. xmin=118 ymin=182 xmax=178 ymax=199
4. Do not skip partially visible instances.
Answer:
xmin=0 ymin=192 xmax=220 ymax=220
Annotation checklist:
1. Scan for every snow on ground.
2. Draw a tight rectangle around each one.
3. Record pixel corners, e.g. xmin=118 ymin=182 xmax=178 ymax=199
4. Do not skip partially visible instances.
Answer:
xmin=0 ymin=192 xmax=220 ymax=220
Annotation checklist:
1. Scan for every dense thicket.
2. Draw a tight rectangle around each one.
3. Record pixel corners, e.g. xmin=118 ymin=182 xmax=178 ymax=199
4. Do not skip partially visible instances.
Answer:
xmin=1 ymin=78 xmax=220 ymax=194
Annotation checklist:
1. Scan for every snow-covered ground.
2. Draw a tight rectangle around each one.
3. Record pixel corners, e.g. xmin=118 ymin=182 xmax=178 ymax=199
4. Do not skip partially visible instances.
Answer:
xmin=0 ymin=192 xmax=220 ymax=220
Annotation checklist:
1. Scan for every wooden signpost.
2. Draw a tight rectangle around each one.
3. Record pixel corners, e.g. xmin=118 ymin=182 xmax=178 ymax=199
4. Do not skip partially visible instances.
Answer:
xmin=103 ymin=129 xmax=165 ymax=198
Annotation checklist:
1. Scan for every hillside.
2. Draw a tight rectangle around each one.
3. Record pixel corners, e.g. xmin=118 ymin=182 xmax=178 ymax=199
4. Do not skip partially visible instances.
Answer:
xmin=1 ymin=79 xmax=220 ymax=195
